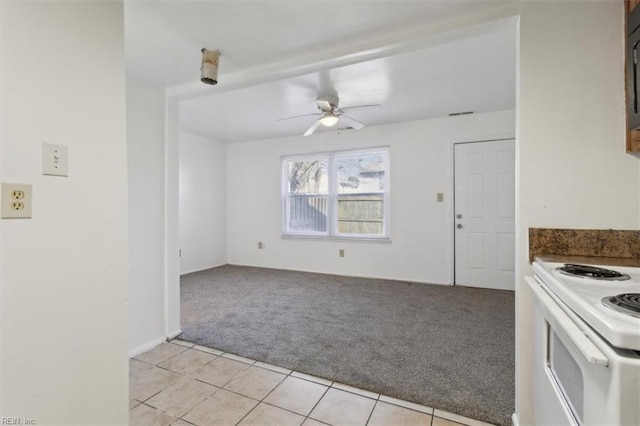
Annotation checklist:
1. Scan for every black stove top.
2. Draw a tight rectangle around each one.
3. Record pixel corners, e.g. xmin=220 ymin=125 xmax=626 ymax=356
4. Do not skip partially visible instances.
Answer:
xmin=556 ymin=264 xmax=631 ymax=281
xmin=602 ymin=294 xmax=640 ymax=318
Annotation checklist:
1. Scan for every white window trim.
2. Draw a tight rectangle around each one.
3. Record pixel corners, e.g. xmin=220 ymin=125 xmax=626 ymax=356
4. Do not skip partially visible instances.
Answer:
xmin=281 ymin=147 xmax=390 ymax=241
xmin=281 ymin=154 xmax=330 ymax=238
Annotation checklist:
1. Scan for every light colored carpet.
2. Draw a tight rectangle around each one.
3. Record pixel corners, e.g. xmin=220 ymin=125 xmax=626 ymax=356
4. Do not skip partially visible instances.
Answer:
xmin=179 ymin=265 xmax=514 ymax=425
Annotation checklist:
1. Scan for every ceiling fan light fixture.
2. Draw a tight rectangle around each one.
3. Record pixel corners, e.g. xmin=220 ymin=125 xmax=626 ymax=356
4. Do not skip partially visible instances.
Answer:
xmin=320 ymin=112 xmax=339 ymax=127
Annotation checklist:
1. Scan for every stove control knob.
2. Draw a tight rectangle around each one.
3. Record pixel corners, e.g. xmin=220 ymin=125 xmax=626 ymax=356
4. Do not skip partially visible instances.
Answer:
xmin=456 ymin=214 xmax=462 ymax=219
xmin=456 ymin=224 xmax=463 ymax=229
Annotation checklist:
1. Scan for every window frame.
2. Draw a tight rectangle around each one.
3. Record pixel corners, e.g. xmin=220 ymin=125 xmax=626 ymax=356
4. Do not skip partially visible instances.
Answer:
xmin=281 ymin=147 xmax=390 ymax=241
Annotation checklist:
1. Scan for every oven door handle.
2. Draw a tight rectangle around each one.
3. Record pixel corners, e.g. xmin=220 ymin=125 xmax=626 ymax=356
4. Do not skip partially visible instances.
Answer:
xmin=526 ymin=276 xmax=609 ymax=367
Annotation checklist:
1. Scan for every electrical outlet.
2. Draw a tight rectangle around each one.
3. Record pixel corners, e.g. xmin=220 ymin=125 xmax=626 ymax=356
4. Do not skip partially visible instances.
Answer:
xmin=339 ymin=249 xmax=345 ymax=258
xmin=2 ymin=183 xmax=32 ymax=219
xmin=258 ymin=242 xmax=265 ymax=249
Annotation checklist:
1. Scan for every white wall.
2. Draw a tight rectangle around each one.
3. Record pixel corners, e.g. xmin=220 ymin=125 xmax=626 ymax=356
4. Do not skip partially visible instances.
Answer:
xmin=516 ymin=2 xmax=640 ymax=425
xmin=127 ymin=78 xmax=168 ymax=354
xmin=0 ymin=2 xmax=129 ymax=424
xmin=179 ymin=132 xmax=227 ymax=274
xmin=227 ymin=109 xmax=514 ymax=284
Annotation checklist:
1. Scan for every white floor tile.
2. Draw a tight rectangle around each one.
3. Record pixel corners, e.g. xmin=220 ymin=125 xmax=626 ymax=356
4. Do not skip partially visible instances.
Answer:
xmin=309 ymin=388 xmax=376 ymax=426
xmin=263 ymin=376 xmax=328 ymax=416
xmin=131 ymin=343 xmax=494 ymax=426
xmin=368 ymin=401 xmax=432 ymax=426
xmin=238 ymin=403 xmax=305 ymax=426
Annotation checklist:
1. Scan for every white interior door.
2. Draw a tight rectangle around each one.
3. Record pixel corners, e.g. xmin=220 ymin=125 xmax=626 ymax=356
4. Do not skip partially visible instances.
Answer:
xmin=454 ymin=139 xmax=515 ymax=290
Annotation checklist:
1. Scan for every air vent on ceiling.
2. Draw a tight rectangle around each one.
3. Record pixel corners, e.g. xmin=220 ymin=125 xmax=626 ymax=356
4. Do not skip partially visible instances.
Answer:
xmin=448 ymin=111 xmax=474 ymax=116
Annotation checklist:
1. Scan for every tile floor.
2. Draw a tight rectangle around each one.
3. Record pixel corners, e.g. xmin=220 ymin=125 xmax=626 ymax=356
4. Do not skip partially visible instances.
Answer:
xmin=130 ymin=340 xmax=495 ymax=426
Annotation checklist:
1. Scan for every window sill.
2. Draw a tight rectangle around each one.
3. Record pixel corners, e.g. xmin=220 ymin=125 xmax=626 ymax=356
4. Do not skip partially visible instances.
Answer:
xmin=281 ymin=234 xmax=392 ymax=244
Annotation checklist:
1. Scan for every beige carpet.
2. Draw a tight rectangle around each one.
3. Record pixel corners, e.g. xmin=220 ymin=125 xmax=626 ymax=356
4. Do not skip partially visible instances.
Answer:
xmin=180 ymin=265 xmax=514 ymax=425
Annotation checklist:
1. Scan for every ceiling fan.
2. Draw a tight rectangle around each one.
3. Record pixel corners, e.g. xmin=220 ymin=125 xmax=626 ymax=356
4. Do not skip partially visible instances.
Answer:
xmin=277 ymin=96 xmax=381 ymax=136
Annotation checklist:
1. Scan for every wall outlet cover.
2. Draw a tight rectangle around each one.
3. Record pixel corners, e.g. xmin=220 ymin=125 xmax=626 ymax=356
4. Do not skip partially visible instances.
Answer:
xmin=42 ymin=142 xmax=69 ymax=177
xmin=2 ymin=182 xmax=32 ymax=219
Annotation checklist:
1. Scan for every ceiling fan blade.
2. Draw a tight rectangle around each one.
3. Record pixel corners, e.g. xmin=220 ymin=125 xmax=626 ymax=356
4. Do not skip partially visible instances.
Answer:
xmin=338 ymin=114 xmax=365 ymax=130
xmin=276 ymin=113 xmax=321 ymax=122
xmin=303 ymin=119 xmax=323 ymax=136
xmin=337 ymin=104 xmax=382 ymax=113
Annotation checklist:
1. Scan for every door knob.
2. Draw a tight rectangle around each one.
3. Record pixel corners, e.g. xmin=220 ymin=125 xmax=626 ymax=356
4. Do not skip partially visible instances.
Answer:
xmin=456 ymin=224 xmax=463 ymax=229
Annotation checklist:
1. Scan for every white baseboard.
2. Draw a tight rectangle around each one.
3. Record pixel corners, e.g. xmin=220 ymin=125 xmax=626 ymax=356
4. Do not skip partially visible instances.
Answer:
xmin=129 ymin=336 xmax=166 ymax=358
xmin=511 ymin=413 xmax=519 ymax=426
xmin=128 ymin=329 xmax=183 ymax=358
xmin=227 ymin=262 xmax=452 ymax=286
xmin=180 ymin=263 xmax=227 ymax=276
xmin=167 ymin=329 xmax=182 ymax=340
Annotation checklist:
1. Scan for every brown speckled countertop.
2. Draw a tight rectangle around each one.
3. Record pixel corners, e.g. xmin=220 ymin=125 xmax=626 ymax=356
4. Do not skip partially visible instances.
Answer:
xmin=529 ymin=228 xmax=640 ymax=264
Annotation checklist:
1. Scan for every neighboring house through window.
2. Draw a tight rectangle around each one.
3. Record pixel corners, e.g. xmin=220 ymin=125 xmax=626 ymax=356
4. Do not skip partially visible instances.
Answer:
xmin=282 ymin=147 xmax=390 ymax=240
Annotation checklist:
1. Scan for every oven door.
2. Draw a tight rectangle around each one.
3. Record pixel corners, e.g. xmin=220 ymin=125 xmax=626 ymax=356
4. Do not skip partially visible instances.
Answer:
xmin=526 ymin=277 xmax=610 ymax=426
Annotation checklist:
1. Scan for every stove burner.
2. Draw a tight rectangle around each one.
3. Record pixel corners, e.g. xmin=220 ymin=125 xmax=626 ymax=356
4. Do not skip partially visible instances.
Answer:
xmin=602 ymin=294 xmax=640 ymax=318
xmin=556 ymin=264 xmax=630 ymax=281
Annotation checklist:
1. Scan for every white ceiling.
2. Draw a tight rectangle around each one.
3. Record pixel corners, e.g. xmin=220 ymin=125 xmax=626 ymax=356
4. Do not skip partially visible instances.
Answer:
xmin=125 ymin=1 xmax=517 ymax=143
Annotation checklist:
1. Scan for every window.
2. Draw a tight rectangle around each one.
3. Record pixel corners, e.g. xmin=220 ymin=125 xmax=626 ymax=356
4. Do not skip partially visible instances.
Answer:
xmin=282 ymin=148 xmax=389 ymax=240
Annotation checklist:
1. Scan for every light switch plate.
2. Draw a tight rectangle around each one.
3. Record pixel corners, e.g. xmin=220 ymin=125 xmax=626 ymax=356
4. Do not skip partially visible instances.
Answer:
xmin=2 ymin=182 xmax=32 ymax=219
xmin=42 ymin=142 xmax=68 ymax=176
xmin=436 ymin=192 xmax=444 ymax=202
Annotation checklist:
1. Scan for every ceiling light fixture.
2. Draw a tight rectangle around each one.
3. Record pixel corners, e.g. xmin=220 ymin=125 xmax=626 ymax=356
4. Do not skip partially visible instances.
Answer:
xmin=201 ymin=48 xmax=221 ymax=85
xmin=320 ymin=112 xmax=339 ymax=127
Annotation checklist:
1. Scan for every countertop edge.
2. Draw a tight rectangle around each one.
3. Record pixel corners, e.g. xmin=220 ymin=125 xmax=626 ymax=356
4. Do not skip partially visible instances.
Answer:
xmin=535 ymin=254 xmax=640 ymax=268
